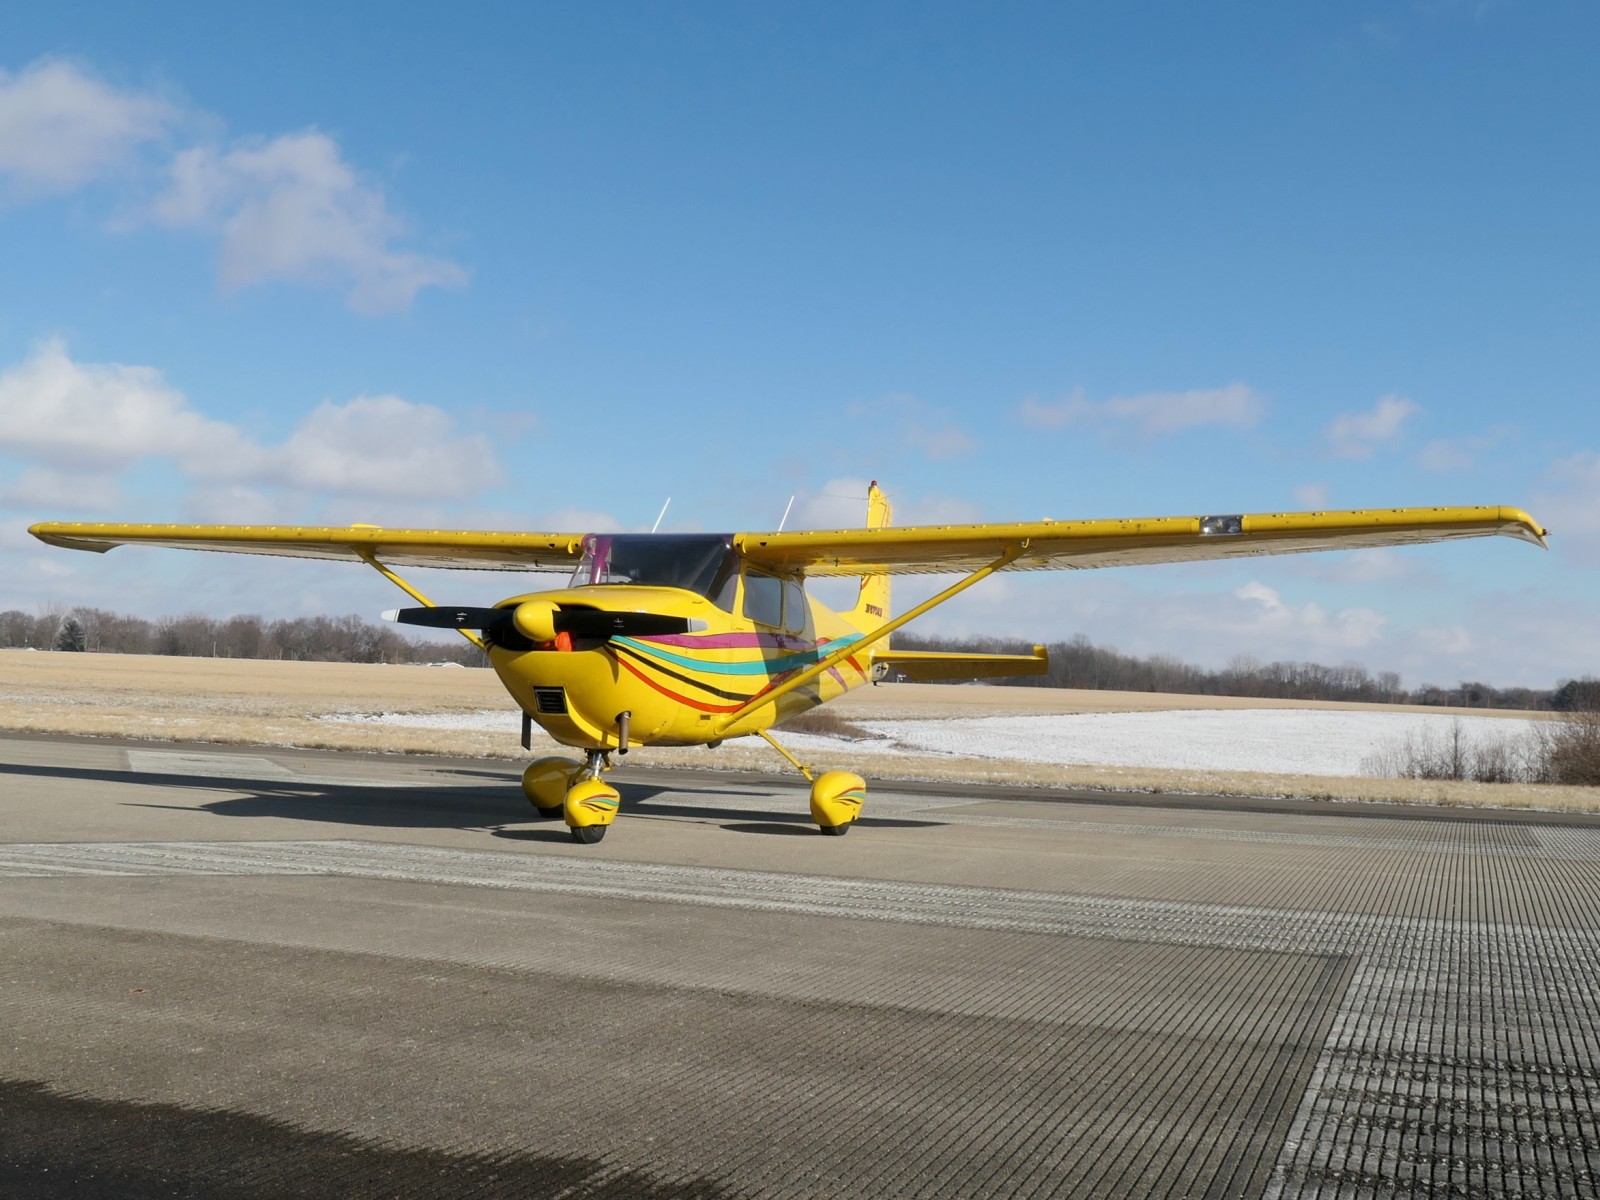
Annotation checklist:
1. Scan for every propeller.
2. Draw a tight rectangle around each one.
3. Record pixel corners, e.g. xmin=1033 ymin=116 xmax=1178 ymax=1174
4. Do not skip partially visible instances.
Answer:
xmin=383 ymin=603 xmax=704 ymax=641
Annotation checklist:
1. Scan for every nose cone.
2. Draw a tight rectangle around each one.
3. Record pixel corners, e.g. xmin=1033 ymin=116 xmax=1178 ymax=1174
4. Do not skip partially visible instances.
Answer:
xmin=512 ymin=598 xmax=559 ymax=643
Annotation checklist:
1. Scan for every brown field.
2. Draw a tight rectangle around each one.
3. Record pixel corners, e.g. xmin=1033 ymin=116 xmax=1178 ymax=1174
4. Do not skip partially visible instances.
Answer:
xmin=2 ymin=649 xmax=1593 ymax=812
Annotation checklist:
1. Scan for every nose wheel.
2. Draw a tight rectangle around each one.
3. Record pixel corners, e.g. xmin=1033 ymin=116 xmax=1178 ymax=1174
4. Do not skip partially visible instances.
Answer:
xmin=562 ymin=749 xmax=619 ymax=844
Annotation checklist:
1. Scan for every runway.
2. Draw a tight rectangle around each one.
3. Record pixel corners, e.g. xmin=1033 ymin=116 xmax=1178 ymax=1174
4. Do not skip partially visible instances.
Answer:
xmin=2 ymin=732 xmax=1598 ymax=1198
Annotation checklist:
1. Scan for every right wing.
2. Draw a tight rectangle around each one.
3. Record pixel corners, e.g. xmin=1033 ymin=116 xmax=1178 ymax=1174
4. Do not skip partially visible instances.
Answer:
xmin=736 ymin=506 xmax=1548 ymax=577
xmin=27 ymin=523 xmax=588 ymax=572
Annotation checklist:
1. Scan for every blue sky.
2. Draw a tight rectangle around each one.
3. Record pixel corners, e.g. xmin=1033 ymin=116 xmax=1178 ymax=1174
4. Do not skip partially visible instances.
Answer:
xmin=1 ymin=2 xmax=1595 ymax=687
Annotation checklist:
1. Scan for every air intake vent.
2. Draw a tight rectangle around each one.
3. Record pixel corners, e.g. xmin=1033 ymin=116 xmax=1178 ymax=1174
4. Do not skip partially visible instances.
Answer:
xmin=533 ymin=687 xmax=567 ymax=715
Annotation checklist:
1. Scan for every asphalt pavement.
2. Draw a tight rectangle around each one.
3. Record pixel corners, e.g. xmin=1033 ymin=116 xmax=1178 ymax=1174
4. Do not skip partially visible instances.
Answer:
xmin=2 ymin=731 xmax=1598 ymax=1198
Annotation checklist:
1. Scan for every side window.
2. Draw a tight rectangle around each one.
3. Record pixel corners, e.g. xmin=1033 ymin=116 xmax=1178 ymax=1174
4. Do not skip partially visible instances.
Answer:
xmin=742 ymin=572 xmax=784 ymax=628
xmin=709 ymin=569 xmax=738 ymax=613
xmin=782 ymin=580 xmax=808 ymax=635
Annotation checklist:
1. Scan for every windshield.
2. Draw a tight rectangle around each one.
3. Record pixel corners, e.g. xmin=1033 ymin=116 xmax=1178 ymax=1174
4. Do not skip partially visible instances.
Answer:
xmin=569 ymin=534 xmax=738 ymax=606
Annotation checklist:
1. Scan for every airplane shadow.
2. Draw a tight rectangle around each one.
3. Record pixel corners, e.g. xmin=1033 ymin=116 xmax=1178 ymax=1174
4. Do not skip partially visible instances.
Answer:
xmin=0 ymin=760 xmax=943 ymax=836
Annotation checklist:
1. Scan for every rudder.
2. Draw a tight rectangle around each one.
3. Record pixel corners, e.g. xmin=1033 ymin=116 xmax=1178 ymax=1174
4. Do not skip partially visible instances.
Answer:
xmin=850 ymin=481 xmax=892 ymax=632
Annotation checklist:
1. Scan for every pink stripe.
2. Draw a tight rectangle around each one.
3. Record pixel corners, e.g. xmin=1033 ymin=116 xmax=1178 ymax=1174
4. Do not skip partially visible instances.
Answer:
xmin=642 ymin=632 xmax=811 ymax=651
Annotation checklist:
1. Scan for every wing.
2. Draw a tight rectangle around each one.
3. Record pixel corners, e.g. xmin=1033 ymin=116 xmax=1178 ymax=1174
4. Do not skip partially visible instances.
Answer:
xmin=734 ymin=506 xmax=1547 ymax=577
xmin=27 ymin=523 xmax=587 ymax=572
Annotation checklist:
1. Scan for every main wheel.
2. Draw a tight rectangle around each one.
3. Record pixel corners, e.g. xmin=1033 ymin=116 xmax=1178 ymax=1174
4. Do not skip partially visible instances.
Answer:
xmin=523 ymin=757 xmax=580 ymax=816
xmin=570 ymin=824 xmax=607 ymax=845
xmin=809 ymin=770 xmax=867 ymax=835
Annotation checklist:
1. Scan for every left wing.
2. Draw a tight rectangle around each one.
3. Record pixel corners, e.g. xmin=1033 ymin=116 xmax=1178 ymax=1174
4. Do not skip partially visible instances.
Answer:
xmin=735 ymin=506 xmax=1547 ymax=577
xmin=27 ymin=523 xmax=587 ymax=572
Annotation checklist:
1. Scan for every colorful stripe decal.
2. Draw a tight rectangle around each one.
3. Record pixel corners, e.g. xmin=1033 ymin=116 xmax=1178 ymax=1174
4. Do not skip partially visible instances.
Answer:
xmin=610 ymin=642 xmax=753 ymax=704
xmin=614 ymin=633 xmax=865 ymax=676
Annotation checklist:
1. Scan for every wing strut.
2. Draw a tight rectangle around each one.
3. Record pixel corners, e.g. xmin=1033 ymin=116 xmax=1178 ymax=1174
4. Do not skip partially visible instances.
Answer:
xmin=713 ymin=543 xmax=1027 ymax=734
xmin=357 ymin=551 xmax=486 ymax=651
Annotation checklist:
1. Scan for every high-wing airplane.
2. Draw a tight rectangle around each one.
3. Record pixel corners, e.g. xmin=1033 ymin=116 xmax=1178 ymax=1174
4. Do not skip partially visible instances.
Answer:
xmin=30 ymin=486 xmax=1546 ymax=842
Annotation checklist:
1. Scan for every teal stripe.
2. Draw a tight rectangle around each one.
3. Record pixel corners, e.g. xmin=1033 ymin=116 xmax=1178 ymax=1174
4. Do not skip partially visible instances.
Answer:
xmin=614 ymin=634 xmax=864 ymax=676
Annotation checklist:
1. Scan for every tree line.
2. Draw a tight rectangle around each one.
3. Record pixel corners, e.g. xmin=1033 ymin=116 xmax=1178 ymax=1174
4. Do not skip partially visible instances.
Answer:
xmin=2 ymin=608 xmax=487 ymax=667
xmin=892 ymin=631 xmax=1592 ymax=712
xmin=5 ymin=607 xmax=1592 ymax=710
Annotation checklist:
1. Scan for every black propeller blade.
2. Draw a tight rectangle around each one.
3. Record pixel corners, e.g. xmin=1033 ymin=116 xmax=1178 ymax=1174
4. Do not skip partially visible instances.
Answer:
xmin=383 ymin=605 xmax=697 ymax=639
xmin=384 ymin=606 xmax=507 ymax=630
xmin=554 ymin=610 xmax=695 ymax=638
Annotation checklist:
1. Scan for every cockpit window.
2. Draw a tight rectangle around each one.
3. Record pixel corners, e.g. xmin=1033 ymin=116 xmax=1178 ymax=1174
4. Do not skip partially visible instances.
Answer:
xmin=569 ymin=534 xmax=738 ymax=608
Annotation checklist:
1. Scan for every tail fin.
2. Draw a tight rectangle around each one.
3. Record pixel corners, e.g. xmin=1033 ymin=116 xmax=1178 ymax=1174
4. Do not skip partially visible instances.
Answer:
xmin=850 ymin=481 xmax=892 ymax=632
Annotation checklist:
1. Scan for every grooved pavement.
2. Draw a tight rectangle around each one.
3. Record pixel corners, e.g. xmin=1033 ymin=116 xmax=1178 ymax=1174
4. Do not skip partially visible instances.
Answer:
xmin=1 ymin=734 xmax=1598 ymax=1197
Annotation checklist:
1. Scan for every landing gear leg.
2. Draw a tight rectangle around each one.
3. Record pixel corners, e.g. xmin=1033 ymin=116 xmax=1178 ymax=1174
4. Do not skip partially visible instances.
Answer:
xmin=757 ymin=729 xmax=867 ymax=836
xmin=563 ymin=749 xmax=619 ymax=845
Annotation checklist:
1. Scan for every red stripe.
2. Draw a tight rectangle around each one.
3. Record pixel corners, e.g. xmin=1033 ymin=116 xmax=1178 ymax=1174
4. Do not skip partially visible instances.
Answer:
xmin=615 ymin=655 xmax=753 ymax=714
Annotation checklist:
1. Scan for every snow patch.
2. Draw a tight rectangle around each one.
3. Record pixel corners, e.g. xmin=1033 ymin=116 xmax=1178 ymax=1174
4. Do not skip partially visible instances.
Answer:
xmin=320 ymin=707 xmax=1537 ymax=779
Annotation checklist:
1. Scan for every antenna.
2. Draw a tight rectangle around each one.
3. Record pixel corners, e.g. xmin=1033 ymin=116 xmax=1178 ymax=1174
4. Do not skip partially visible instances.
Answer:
xmin=777 ymin=495 xmax=795 ymax=532
xmin=651 ymin=498 xmax=672 ymax=533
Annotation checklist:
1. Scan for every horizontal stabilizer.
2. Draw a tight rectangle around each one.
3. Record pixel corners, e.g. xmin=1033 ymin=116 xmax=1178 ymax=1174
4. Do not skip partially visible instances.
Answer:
xmin=872 ymin=646 xmax=1049 ymax=682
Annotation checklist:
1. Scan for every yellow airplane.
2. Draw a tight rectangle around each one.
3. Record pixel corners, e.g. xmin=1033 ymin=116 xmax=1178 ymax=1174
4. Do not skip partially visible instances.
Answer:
xmin=30 ymin=486 xmax=1546 ymax=842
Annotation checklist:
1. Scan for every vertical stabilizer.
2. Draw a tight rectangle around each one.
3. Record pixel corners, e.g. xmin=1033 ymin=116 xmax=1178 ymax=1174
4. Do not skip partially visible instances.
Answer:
xmin=850 ymin=481 xmax=892 ymax=635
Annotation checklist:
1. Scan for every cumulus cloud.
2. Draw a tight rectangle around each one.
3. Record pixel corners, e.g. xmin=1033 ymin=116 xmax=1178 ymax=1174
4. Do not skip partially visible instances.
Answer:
xmin=786 ymin=477 xmax=982 ymax=532
xmin=0 ymin=341 xmax=501 ymax=508
xmin=151 ymin=133 xmax=467 ymax=313
xmin=1019 ymin=383 xmax=1264 ymax=437
xmin=271 ymin=394 xmax=498 ymax=499
xmin=1532 ymin=450 xmax=1600 ymax=563
xmin=1322 ymin=394 xmax=1419 ymax=458
xmin=0 ymin=467 xmax=122 ymax=511
xmin=1230 ymin=580 xmax=1387 ymax=648
xmin=0 ymin=337 xmax=254 ymax=471
xmin=0 ymin=59 xmax=175 ymax=196
xmin=0 ymin=56 xmax=462 ymax=312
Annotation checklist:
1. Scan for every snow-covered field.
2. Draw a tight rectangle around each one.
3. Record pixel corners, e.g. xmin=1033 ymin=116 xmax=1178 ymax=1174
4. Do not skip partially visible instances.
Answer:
xmin=324 ymin=708 xmax=1539 ymax=779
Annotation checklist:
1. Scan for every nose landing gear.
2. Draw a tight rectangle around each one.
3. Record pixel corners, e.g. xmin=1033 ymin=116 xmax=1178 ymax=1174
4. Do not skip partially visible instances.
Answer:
xmin=561 ymin=748 xmax=618 ymax=844
xmin=521 ymin=748 xmax=619 ymax=843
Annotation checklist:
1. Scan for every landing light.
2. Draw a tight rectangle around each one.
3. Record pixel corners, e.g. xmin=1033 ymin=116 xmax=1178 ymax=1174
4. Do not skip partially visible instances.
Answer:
xmin=1200 ymin=515 xmax=1243 ymax=536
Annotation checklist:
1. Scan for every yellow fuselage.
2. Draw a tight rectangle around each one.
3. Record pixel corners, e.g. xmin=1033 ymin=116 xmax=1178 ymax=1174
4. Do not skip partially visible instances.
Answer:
xmin=488 ymin=583 xmax=873 ymax=751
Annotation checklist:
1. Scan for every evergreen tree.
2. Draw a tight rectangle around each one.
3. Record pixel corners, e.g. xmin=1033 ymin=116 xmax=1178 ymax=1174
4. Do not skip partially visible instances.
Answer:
xmin=52 ymin=613 xmax=88 ymax=653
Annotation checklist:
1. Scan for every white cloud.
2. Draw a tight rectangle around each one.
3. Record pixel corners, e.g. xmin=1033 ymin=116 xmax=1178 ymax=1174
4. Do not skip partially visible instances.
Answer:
xmin=271 ymin=395 xmax=497 ymax=499
xmin=0 ymin=59 xmax=175 ymax=196
xmin=0 ymin=338 xmax=253 ymax=471
xmin=1230 ymin=580 xmax=1387 ymax=648
xmin=177 ymin=486 xmax=282 ymax=524
xmin=0 ymin=341 xmax=503 ymax=506
xmin=1019 ymin=383 xmax=1263 ymax=436
xmin=1532 ymin=450 xmax=1600 ymax=563
xmin=787 ymin=477 xmax=983 ymax=532
xmin=1293 ymin=482 xmax=1330 ymax=508
xmin=1322 ymin=394 xmax=1419 ymax=458
xmin=789 ymin=477 xmax=876 ymax=530
xmin=0 ymin=467 xmax=122 ymax=511
xmin=0 ymin=57 xmax=462 ymax=312
xmin=151 ymin=132 xmax=468 ymax=313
